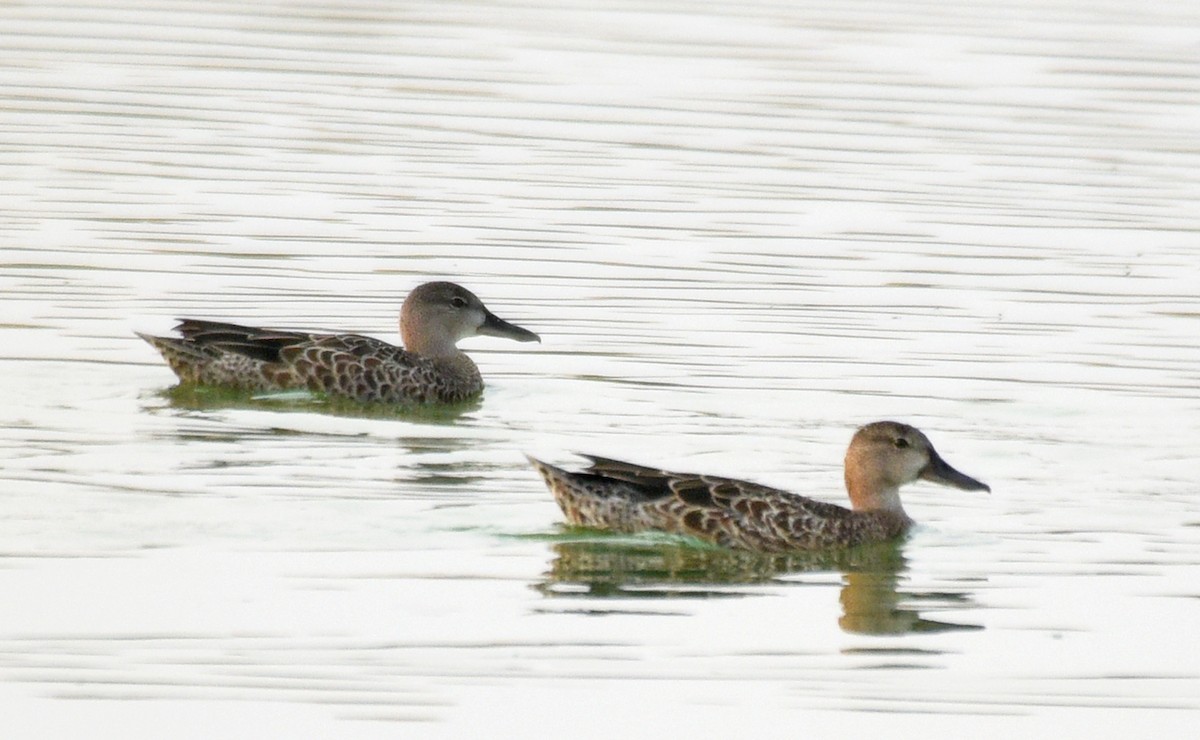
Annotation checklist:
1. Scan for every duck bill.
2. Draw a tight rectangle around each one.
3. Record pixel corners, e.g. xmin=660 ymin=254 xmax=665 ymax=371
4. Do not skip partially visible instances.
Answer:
xmin=478 ymin=309 xmax=541 ymax=343
xmin=920 ymin=449 xmax=990 ymax=492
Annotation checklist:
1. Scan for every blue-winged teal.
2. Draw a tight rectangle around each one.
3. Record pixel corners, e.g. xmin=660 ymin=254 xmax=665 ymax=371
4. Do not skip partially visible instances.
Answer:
xmin=138 ymin=281 xmax=539 ymax=404
xmin=528 ymin=421 xmax=989 ymax=552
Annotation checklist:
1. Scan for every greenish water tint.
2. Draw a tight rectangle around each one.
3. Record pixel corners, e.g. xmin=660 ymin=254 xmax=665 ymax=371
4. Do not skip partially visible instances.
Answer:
xmin=160 ymin=384 xmax=482 ymax=423
xmin=533 ymin=536 xmax=982 ymax=635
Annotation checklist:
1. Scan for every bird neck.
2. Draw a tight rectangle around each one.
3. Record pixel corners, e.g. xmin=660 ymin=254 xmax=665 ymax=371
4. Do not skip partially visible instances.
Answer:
xmin=401 ymin=317 xmax=462 ymax=359
xmin=844 ymin=471 xmax=908 ymax=516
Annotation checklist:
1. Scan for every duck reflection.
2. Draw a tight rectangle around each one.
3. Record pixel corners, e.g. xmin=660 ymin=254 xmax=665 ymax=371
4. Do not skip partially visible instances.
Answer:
xmin=154 ymin=384 xmax=482 ymax=421
xmin=537 ymin=537 xmax=981 ymax=635
xmin=835 ymin=545 xmax=982 ymax=635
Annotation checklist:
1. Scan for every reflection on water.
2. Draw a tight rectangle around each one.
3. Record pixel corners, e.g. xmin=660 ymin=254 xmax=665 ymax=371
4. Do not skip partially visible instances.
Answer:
xmin=537 ymin=535 xmax=807 ymax=598
xmin=155 ymin=384 xmax=481 ymax=423
xmin=537 ymin=535 xmax=981 ymax=636
xmin=837 ymin=549 xmax=982 ymax=637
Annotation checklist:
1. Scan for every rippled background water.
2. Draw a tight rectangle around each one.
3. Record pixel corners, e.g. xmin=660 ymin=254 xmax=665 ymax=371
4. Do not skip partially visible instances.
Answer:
xmin=2 ymin=0 xmax=1199 ymax=736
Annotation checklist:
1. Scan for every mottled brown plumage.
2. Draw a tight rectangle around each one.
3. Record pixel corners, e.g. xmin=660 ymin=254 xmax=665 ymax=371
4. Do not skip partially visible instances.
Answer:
xmin=527 ymin=421 xmax=989 ymax=552
xmin=137 ymin=282 xmax=539 ymax=405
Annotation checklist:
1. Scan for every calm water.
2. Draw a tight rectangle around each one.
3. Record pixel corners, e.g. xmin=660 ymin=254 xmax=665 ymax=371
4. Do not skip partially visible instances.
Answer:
xmin=2 ymin=0 xmax=1199 ymax=736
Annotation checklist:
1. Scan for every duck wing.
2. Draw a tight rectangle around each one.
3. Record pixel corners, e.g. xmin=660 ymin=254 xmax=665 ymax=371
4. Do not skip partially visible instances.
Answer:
xmin=173 ymin=320 xmax=388 ymax=363
xmin=577 ymin=454 xmax=858 ymax=551
xmin=165 ymin=320 xmax=476 ymax=403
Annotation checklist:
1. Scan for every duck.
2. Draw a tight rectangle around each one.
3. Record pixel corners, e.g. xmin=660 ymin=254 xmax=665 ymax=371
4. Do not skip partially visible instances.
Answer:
xmin=527 ymin=421 xmax=988 ymax=552
xmin=137 ymin=281 xmax=540 ymax=404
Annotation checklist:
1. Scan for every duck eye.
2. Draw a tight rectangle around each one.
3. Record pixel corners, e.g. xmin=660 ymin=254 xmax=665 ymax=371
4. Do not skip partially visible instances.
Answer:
xmin=893 ymin=437 xmax=910 ymax=449
xmin=450 ymin=296 xmax=468 ymax=308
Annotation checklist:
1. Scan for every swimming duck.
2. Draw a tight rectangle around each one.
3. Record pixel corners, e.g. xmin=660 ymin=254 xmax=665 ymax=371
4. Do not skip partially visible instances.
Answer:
xmin=137 ymin=281 xmax=540 ymax=404
xmin=527 ymin=421 xmax=988 ymax=552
